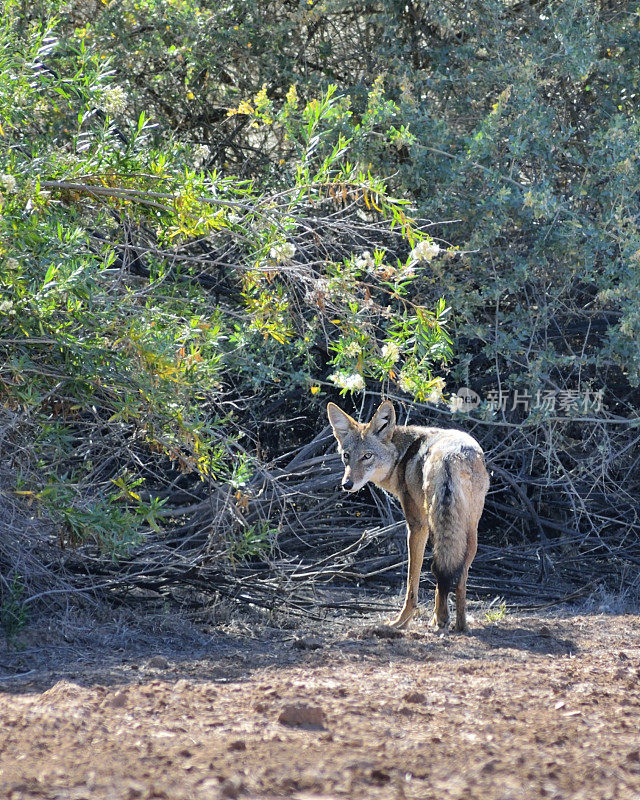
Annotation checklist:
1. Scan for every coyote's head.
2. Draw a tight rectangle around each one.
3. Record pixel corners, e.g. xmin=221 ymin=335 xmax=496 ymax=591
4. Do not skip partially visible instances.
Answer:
xmin=327 ymin=400 xmax=397 ymax=492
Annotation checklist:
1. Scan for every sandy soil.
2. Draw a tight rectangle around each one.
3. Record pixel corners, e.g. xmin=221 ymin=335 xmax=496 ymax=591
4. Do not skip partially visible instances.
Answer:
xmin=1 ymin=607 xmax=639 ymax=800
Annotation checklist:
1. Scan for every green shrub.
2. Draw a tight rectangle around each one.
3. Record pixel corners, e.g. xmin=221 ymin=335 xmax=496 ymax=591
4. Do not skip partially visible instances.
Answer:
xmin=70 ymin=0 xmax=640 ymax=394
xmin=0 ymin=3 xmax=452 ymax=556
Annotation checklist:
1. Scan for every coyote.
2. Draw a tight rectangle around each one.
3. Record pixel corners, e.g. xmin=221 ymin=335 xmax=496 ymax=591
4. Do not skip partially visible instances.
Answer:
xmin=327 ymin=400 xmax=489 ymax=631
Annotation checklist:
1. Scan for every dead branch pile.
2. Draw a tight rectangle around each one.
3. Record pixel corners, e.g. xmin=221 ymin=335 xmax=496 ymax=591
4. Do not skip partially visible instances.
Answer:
xmin=0 ymin=477 xmax=77 ymax=618
xmin=7 ymin=402 xmax=637 ymax=625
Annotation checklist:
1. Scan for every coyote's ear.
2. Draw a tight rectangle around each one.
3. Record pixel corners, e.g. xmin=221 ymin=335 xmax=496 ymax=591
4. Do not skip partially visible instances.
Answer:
xmin=327 ymin=402 xmax=358 ymax=444
xmin=369 ymin=400 xmax=396 ymax=441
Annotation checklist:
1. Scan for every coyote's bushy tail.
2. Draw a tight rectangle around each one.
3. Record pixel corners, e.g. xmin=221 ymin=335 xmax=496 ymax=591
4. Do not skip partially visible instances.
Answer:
xmin=427 ymin=451 xmax=474 ymax=595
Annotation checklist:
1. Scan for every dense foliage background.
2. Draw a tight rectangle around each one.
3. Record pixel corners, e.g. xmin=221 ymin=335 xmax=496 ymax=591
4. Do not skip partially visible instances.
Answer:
xmin=2 ymin=0 xmax=639 ymax=631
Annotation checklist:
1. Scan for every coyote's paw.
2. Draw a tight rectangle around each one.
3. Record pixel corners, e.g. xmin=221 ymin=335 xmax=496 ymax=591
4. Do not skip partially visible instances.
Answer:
xmin=388 ymin=607 xmax=417 ymax=629
xmin=430 ymin=613 xmax=449 ymax=631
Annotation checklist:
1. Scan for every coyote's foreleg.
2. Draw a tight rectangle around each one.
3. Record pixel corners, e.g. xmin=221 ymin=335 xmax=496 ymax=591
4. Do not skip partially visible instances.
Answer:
xmin=388 ymin=517 xmax=428 ymax=629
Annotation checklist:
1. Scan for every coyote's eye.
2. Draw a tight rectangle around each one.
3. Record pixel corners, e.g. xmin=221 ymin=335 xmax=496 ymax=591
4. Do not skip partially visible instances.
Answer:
xmin=362 ymin=452 xmax=373 ymax=461
xmin=342 ymin=452 xmax=350 ymax=463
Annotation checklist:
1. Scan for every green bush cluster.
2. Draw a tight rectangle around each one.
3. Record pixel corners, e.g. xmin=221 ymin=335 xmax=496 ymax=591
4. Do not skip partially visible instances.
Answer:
xmin=0 ymin=1 xmax=451 ymax=555
xmin=72 ymin=0 xmax=640 ymax=396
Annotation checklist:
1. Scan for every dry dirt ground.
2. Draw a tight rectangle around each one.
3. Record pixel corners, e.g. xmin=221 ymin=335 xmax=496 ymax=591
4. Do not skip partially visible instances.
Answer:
xmin=1 ymin=603 xmax=640 ymax=800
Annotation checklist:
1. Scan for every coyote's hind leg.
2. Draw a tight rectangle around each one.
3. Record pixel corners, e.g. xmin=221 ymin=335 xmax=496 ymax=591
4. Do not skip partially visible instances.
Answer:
xmin=454 ymin=524 xmax=478 ymax=632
